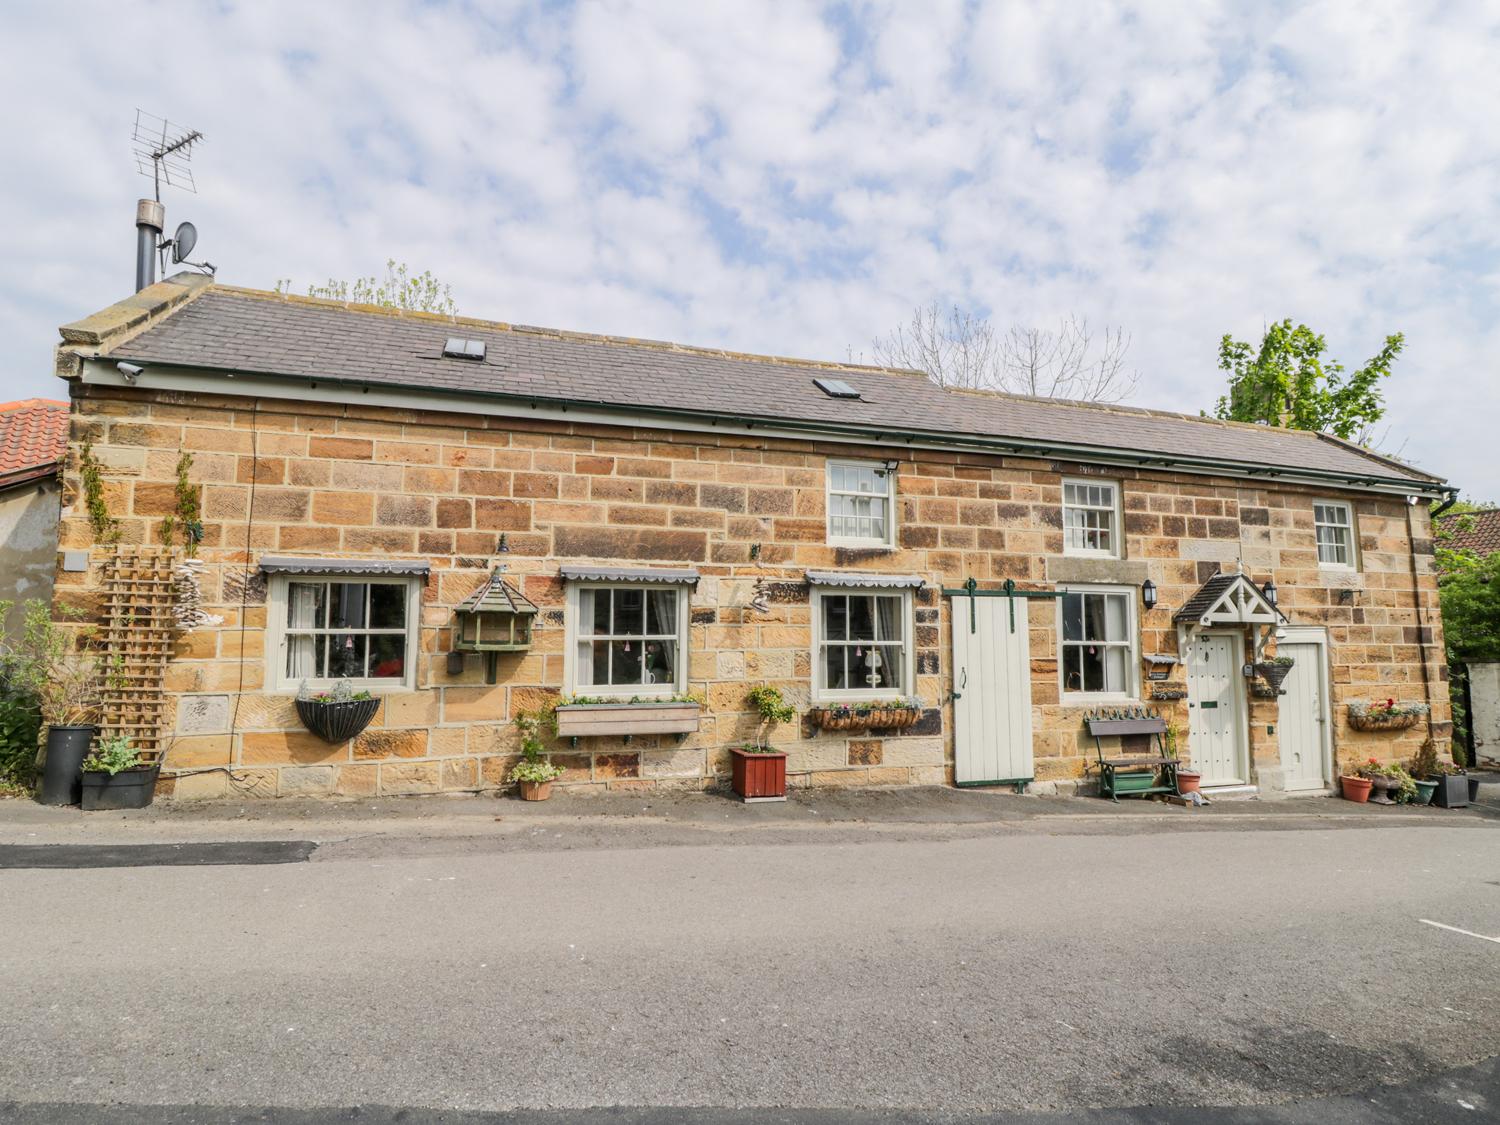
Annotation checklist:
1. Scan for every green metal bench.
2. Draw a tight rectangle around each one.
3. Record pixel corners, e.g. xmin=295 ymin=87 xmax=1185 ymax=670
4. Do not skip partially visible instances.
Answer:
xmin=1086 ymin=712 xmax=1176 ymax=802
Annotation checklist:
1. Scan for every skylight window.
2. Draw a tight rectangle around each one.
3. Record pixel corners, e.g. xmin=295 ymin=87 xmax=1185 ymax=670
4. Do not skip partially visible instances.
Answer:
xmin=814 ymin=377 xmax=861 ymax=399
xmin=442 ymin=337 xmax=486 ymax=361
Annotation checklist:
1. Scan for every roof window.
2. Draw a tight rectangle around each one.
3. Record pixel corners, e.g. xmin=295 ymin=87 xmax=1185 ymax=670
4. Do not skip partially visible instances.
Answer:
xmin=443 ymin=337 xmax=486 ymax=361
xmin=814 ymin=377 xmax=861 ymax=399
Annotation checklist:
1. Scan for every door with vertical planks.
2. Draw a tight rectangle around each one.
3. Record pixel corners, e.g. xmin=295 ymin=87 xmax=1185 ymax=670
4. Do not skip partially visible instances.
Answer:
xmin=952 ymin=595 xmax=1034 ymax=785
xmin=1186 ymin=630 xmax=1247 ymax=786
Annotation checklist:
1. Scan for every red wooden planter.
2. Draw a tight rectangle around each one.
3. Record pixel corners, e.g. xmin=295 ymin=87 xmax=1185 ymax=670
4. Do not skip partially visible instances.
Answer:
xmin=731 ymin=747 xmax=787 ymax=802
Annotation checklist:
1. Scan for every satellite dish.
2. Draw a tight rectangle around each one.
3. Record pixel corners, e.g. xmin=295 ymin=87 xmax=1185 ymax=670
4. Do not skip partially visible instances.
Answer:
xmin=171 ymin=221 xmax=198 ymax=263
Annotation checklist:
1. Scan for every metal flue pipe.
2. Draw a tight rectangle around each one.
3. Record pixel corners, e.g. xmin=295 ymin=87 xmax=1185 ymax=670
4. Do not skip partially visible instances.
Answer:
xmin=135 ymin=199 xmax=164 ymax=292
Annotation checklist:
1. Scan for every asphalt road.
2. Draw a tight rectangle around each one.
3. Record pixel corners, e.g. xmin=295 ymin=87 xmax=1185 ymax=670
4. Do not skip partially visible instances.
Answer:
xmin=1 ymin=811 xmax=1496 ymax=1119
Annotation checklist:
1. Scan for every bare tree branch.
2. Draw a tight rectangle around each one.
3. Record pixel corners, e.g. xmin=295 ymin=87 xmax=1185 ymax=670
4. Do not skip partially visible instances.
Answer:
xmin=869 ymin=303 xmax=1137 ymax=402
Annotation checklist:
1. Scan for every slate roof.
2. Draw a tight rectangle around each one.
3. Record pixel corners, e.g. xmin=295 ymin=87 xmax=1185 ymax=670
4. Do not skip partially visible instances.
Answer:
xmin=1172 ymin=573 xmax=1242 ymax=624
xmin=1439 ymin=508 xmax=1500 ymax=556
xmin=103 ymin=285 xmax=1441 ymax=488
xmin=0 ymin=398 xmax=68 ymax=489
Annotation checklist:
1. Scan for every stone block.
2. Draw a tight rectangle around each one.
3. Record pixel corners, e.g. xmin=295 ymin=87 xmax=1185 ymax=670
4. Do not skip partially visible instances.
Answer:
xmin=228 ymin=768 xmax=279 ymax=798
xmin=241 ymin=730 xmax=347 ymax=765
xmin=335 ymin=764 xmax=380 ymax=796
xmin=381 ymin=761 xmax=441 ymax=794
xmin=847 ymin=739 xmax=883 ymax=766
xmin=280 ymin=766 xmax=336 ymax=795
xmin=169 ymin=735 xmax=233 ymax=768
xmin=170 ymin=771 xmax=228 ymax=800
xmin=353 ymin=728 xmax=429 ymax=760
xmin=593 ymin=753 xmax=640 ymax=779
xmin=442 ymin=757 xmax=480 ymax=789
xmin=176 ymin=694 xmax=230 ymax=734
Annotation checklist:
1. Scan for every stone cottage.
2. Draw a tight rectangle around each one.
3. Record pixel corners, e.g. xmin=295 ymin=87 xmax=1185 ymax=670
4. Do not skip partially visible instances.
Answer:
xmin=48 ymin=273 xmax=1456 ymax=800
xmin=0 ymin=398 xmax=68 ymax=635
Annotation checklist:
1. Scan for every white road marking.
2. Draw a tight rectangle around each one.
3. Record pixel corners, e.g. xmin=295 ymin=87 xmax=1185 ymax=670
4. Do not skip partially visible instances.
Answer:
xmin=1419 ymin=919 xmax=1500 ymax=945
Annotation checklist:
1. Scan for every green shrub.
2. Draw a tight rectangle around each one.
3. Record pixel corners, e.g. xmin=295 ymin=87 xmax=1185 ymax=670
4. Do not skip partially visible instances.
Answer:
xmin=82 ymin=734 xmax=141 ymax=776
xmin=0 ymin=681 xmax=42 ymax=791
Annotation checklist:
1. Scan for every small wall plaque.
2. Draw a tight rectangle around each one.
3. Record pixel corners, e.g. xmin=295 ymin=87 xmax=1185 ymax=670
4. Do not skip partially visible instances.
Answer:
xmin=62 ymin=550 xmax=89 ymax=573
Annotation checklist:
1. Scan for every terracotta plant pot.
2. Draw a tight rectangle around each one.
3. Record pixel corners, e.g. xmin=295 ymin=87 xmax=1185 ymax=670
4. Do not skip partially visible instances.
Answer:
xmin=517 ymin=779 xmax=554 ymax=802
xmin=731 ymin=746 xmax=787 ymax=801
xmin=1176 ymin=770 xmax=1201 ymax=795
xmin=1340 ymin=775 xmax=1373 ymax=803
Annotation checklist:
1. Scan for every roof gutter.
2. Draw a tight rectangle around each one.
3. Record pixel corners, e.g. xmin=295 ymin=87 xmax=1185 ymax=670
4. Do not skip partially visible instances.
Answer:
xmin=1431 ymin=486 xmax=1462 ymax=518
xmin=79 ymin=358 xmax=1449 ymax=499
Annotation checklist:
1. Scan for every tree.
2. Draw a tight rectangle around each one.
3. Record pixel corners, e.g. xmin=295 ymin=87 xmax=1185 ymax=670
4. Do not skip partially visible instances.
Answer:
xmin=275 ymin=259 xmax=457 ymax=315
xmin=1434 ymin=500 xmax=1500 ymax=763
xmin=868 ymin=304 xmax=1138 ymax=402
xmin=1212 ymin=320 xmax=1403 ymax=441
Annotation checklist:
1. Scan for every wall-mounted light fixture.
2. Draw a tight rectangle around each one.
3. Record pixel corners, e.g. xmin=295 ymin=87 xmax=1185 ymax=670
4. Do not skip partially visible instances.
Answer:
xmin=1141 ymin=578 xmax=1157 ymax=612
xmin=1261 ymin=578 xmax=1278 ymax=609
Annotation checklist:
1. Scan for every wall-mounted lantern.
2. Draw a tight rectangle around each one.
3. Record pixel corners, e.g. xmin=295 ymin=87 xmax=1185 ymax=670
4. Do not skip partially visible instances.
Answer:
xmin=448 ymin=568 xmax=538 ymax=683
xmin=1141 ymin=578 xmax=1157 ymax=612
xmin=1261 ymin=578 xmax=1278 ymax=609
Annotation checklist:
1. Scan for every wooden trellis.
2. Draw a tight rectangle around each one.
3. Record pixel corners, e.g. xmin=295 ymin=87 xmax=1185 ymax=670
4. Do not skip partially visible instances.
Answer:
xmin=99 ymin=547 xmax=177 ymax=764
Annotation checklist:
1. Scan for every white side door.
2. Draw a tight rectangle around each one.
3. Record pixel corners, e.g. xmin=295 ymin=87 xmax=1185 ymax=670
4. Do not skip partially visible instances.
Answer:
xmin=952 ymin=596 xmax=1034 ymax=785
xmin=1277 ymin=629 xmax=1332 ymax=791
xmin=1186 ymin=631 xmax=1247 ymax=786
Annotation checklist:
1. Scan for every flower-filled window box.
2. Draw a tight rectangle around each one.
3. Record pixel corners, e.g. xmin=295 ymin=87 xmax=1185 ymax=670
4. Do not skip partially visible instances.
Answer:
xmin=553 ymin=696 xmax=702 ymax=742
xmin=1347 ymin=699 xmax=1428 ymax=732
xmin=809 ymin=698 xmax=922 ymax=732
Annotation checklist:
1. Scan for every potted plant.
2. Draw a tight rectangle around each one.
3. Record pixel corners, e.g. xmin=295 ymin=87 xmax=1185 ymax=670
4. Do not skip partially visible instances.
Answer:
xmin=1254 ymin=655 xmax=1295 ymax=695
xmin=295 ymin=678 xmax=381 ymax=743
xmin=808 ymin=697 xmax=922 ymax=732
xmin=1406 ymin=739 xmax=1441 ymax=806
xmin=1339 ymin=756 xmax=1374 ymax=802
xmin=0 ymin=599 xmax=100 ymax=806
xmin=1347 ymin=698 xmax=1428 ymax=732
xmin=731 ymin=685 xmax=794 ymax=801
xmin=1163 ymin=721 xmax=1199 ymax=795
xmin=1359 ymin=759 xmax=1418 ymax=805
xmin=80 ymin=734 xmax=160 ymax=811
xmin=508 ymin=711 xmax=563 ymax=800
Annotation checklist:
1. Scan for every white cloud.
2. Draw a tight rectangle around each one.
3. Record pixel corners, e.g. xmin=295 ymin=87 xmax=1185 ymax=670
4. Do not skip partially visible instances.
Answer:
xmin=1 ymin=0 xmax=1496 ymax=495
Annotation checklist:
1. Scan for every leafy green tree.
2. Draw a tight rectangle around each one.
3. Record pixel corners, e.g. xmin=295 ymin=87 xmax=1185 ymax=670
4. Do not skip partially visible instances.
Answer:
xmin=276 ymin=259 xmax=456 ymax=315
xmin=1213 ymin=320 xmax=1403 ymax=440
xmin=1434 ymin=502 xmax=1500 ymax=763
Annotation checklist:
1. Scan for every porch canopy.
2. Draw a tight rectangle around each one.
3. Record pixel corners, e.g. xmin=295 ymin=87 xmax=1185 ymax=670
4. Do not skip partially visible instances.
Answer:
xmin=1173 ymin=571 xmax=1286 ymax=659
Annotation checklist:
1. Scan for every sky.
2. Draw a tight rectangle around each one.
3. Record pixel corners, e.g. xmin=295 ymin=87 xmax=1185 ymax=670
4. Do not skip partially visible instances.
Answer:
xmin=2 ymin=0 xmax=1497 ymax=496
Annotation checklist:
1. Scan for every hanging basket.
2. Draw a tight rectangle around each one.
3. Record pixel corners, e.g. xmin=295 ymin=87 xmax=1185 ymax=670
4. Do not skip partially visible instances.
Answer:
xmin=1347 ymin=710 xmax=1422 ymax=732
xmin=295 ymin=697 xmax=381 ymax=743
xmin=809 ymin=706 xmax=922 ymax=732
xmin=1255 ymin=660 xmax=1295 ymax=694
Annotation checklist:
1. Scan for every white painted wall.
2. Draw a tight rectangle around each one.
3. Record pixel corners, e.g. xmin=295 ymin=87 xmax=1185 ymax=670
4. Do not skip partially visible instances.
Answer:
xmin=1470 ymin=662 xmax=1500 ymax=763
xmin=0 ymin=477 xmax=60 ymax=636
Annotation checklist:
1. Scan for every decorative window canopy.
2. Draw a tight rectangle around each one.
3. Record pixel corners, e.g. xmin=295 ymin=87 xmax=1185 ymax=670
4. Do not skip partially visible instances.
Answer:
xmin=805 ymin=570 xmax=924 ymax=589
xmin=453 ymin=568 xmax=539 ymax=653
xmin=260 ymin=556 xmax=430 ymax=578
xmin=559 ymin=564 xmax=699 ymax=586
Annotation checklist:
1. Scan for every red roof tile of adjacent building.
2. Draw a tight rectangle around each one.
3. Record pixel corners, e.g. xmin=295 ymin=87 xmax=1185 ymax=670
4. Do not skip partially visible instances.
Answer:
xmin=0 ymin=398 xmax=69 ymax=489
xmin=1440 ymin=508 xmax=1500 ymax=557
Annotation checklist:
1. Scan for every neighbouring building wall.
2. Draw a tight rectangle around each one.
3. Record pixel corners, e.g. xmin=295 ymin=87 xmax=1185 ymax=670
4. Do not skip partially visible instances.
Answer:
xmin=0 ymin=476 xmax=60 ymax=635
xmin=54 ymin=383 xmax=1451 ymax=800
xmin=1470 ymin=662 xmax=1500 ymax=763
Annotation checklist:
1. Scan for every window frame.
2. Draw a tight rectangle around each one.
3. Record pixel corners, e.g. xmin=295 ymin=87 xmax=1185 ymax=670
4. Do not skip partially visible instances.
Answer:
xmin=265 ymin=573 xmax=422 ymax=693
xmin=810 ymin=585 xmax=916 ymax=703
xmin=563 ymin=581 xmax=691 ymax=698
xmin=1056 ymin=583 xmax=1139 ymax=705
xmin=1061 ymin=477 xmax=1122 ymax=559
xmin=1313 ymin=500 xmax=1358 ymax=570
xmin=825 ymin=458 xmax=898 ymax=549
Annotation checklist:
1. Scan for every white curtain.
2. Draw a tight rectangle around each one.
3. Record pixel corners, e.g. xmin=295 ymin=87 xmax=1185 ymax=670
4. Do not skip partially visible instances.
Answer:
xmin=286 ymin=582 xmax=320 ymax=679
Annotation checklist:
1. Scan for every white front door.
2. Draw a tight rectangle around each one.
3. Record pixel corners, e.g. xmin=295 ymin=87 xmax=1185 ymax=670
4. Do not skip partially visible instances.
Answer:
xmin=1186 ymin=631 xmax=1247 ymax=786
xmin=952 ymin=595 xmax=1034 ymax=785
xmin=1277 ymin=629 xmax=1332 ymax=791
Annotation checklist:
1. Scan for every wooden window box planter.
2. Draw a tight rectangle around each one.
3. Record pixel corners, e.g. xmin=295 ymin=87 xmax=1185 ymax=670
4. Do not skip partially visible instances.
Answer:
xmin=554 ymin=701 xmax=701 ymax=743
xmin=809 ymin=706 xmax=922 ymax=732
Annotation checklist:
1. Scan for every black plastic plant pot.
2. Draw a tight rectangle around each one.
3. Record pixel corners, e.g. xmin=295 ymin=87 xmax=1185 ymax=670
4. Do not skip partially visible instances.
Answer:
xmin=38 ymin=725 xmax=96 ymax=806
xmin=81 ymin=764 xmax=161 ymax=811
xmin=1469 ymin=777 xmax=1482 ymax=803
xmin=295 ymin=697 xmax=381 ymax=743
xmin=1432 ymin=774 xmax=1469 ymax=809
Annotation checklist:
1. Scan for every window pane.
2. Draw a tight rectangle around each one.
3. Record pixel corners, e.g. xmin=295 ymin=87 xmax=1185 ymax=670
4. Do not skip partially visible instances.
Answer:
xmin=875 ymin=645 xmax=903 ymax=690
xmin=824 ymin=645 xmax=847 ymax=690
xmin=823 ymin=596 xmax=848 ymax=641
xmin=1062 ymin=594 xmax=1083 ymax=641
xmin=1104 ymin=646 xmax=1125 ymax=693
xmin=848 ymin=596 xmax=875 ymax=640
xmin=1062 ymin=646 xmax=1082 ymax=693
xmin=328 ymin=583 xmax=369 ymax=630
xmin=613 ymin=589 xmax=644 ymax=636
xmin=328 ymin=633 xmax=367 ymax=679
xmin=874 ymin=595 xmax=902 ymax=640
xmin=646 ymin=589 xmax=676 ymax=635
xmin=1081 ymin=644 xmax=1105 ymax=692
xmin=585 ymin=640 xmax=609 ymax=685
xmin=369 ymin=584 xmax=406 ymax=629
xmin=286 ymin=582 xmax=325 ymax=629
xmin=368 ymin=634 xmax=405 ymax=679
xmin=643 ymin=639 xmax=676 ymax=685
xmin=588 ymin=589 xmax=610 ymax=635
xmin=610 ymin=640 xmax=643 ymax=684
xmin=1103 ymin=593 xmax=1125 ymax=641
xmin=1083 ymin=595 xmax=1108 ymax=641
xmin=286 ymin=634 xmax=325 ymax=680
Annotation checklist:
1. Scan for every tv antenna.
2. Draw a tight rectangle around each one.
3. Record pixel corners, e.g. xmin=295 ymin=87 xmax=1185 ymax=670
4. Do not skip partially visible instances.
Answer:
xmin=130 ymin=110 xmax=214 ymax=291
